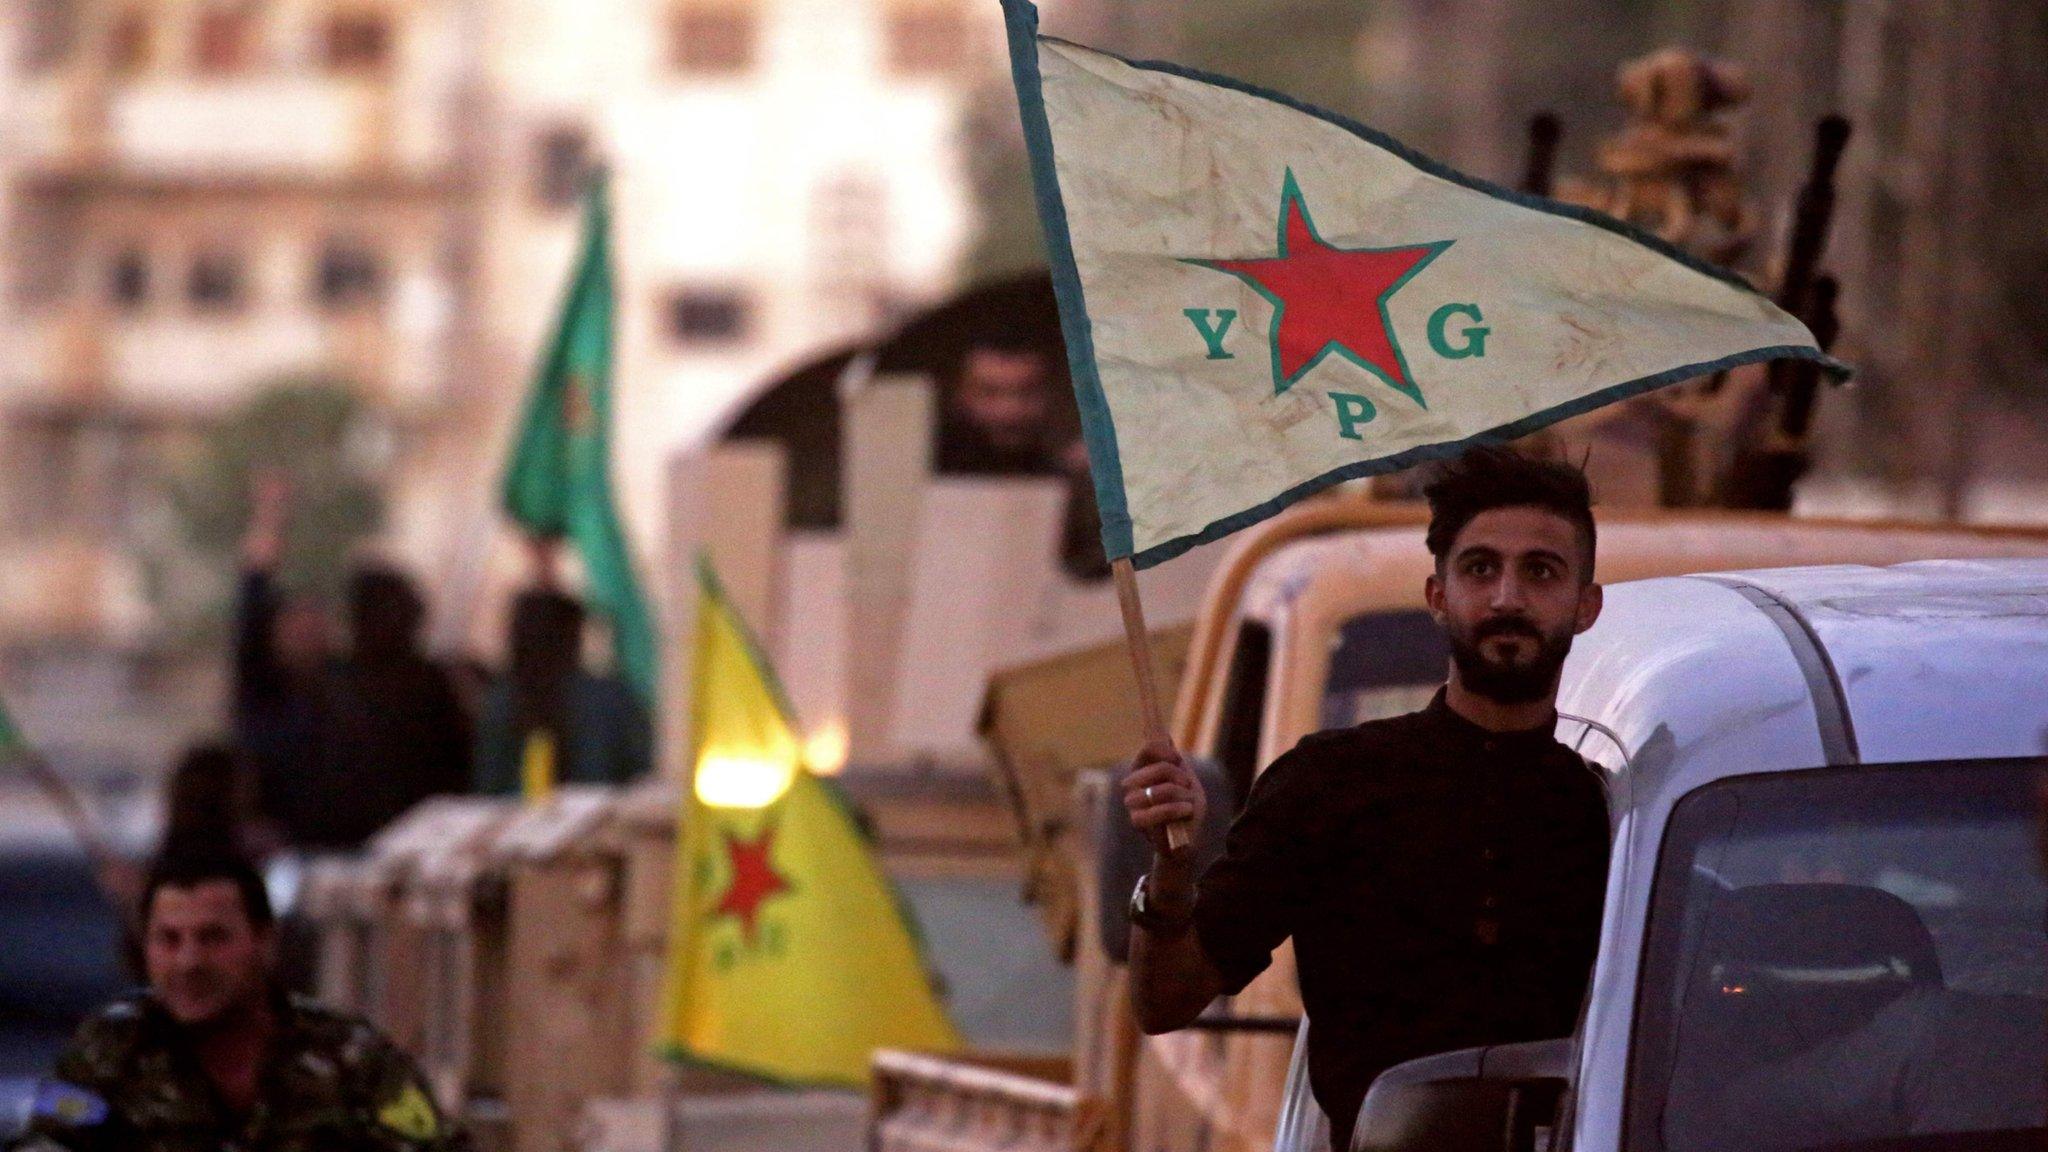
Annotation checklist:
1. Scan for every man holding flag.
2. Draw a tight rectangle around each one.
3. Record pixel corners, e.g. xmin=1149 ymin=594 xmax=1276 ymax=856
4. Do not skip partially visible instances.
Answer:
xmin=498 ymin=171 xmax=659 ymax=798
xmin=1124 ymin=448 xmax=1611 ymax=1150
xmin=997 ymin=0 xmax=1846 ymax=1143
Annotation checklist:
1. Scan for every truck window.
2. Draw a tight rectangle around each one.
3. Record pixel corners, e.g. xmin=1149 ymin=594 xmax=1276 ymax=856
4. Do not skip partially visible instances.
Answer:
xmin=1321 ymin=609 xmax=1447 ymax=731
xmin=1628 ymin=759 xmax=2047 ymax=1152
xmin=1213 ymin=621 xmax=1271 ymax=810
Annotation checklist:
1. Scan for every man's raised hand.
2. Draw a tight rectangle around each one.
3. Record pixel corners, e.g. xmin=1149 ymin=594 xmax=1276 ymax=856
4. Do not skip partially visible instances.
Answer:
xmin=242 ymin=470 xmax=291 ymax=571
xmin=1122 ymin=740 xmax=1206 ymax=859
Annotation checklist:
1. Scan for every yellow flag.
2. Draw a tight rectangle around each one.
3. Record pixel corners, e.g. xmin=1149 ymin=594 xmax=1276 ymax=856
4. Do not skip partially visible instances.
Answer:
xmin=520 ymin=731 xmax=557 ymax=805
xmin=657 ymin=562 xmax=960 ymax=1085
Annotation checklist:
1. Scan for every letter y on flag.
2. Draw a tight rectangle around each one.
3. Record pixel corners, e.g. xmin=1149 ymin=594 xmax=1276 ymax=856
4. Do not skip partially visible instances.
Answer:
xmin=1000 ymin=0 xmax=1849 ymax=568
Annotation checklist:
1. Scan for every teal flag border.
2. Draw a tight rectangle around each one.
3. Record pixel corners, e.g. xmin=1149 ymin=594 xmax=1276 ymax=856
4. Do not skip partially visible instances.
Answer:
xmin=1000 ymin=0 xmax=1135 ymax=559
xmin=500 ymin=172 xmax=662 ymax=704
xmin=999 ymin=0 xmax=1852 ymax=570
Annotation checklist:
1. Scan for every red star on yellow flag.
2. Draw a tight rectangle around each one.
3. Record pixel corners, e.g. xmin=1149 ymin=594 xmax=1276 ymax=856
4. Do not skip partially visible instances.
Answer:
xmin=1188 ymin=169 xmax=1448 ymax=403
xmin=712 ymin=820 xmax=792 ymax=943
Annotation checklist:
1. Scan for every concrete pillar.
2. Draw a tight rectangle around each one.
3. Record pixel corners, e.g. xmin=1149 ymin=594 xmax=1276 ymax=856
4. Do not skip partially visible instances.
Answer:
xmin=842 ymin=375 xmax=930 ymax=768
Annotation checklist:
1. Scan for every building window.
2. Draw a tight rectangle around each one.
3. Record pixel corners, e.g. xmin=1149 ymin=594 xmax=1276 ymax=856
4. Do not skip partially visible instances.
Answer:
xmin=884 ymin=6 xmax=972 ymax=76
xmin=533 ymin=126 xmax=593 ymax=209
xmin=315 ymin=240 xmax=383 ymax=308
xmin=22 ymin=0 xmax=80 ymax=72
xmin=15 ymin=230 xmax=72 ymax=310
xmin=187 ymin=251 xmax=246 ymax=311
xmin=194 ymin=4 xmax=258 ymax=75
xmin=668 ymin=6 xmax=755 ymax=74
xmin=106 ymin=7 xmax=151 ymax=76
xmin=108 ymin=248 xmax=150 ymax=310
xmin=3 ymin=411 xmax=149 ymax=538
xmin=663 ymin=288 xmax=751 ymax=346
xmin=322 ymin=10 xmax=391 ymax=74
xmin=7 ymin=412 xmax=84 ymax=536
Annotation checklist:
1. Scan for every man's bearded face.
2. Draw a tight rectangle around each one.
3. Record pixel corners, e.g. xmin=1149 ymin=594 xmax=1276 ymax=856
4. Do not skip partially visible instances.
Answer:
xmin=1427 ymin=506 xmax=1598 ymax=706
xmin=144 ymin=881 xmax=272 ymax=1028
xmin=1446 ymin=608 xmax=1578 ymax=704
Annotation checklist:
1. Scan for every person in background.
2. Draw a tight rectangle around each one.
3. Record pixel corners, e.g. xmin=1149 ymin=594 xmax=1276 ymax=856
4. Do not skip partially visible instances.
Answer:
xmin=236 ymin=468 xmax=472 ymax=849
xmin=158 ymin=744 xmax=273 ymax=865
xmin=934 ymin=335 xmax=1071 ymax=477
xmin=473 ymin=555 xmax=652 ymax=795
xmin=315 ymin=564 xmax=473 ymax=846
xmin=231 ymin=474 xmax=334 ymax=852
xmin=933 ymin=334 xmax=1108 ymax=578
xmin=7 ymin=854 xmax=466 ymax=1151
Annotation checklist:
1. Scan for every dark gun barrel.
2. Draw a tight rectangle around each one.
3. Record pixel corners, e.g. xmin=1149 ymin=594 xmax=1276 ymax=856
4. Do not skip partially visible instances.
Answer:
xmin=1520 ymin=112 xmax=1562 ymax=197
xmin=1766 ymin=114 xmax=1851 ymax=403
xmin=1722 ymin=116 xmax=1851 ymax=510
xmin=1775 ymin=114 xmax=1852 ymax=318
xmin=1778 ymin=274 xmax=1839 ymax=441
xmin=1769 ymin=115 xmax=1851 ymax=436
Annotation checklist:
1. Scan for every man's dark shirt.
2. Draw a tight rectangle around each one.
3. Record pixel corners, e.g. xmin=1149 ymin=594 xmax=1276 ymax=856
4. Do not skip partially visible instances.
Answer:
xmin=233 ymin=571 xmax=473 ymax=851
xmin=317 ymin=654 xmax=472 ymax=849
xmin=234 ymin=570 xmax=326 ymax=846
xmin=1191 ymin=691 xmax=1611 ymax=1150
xmin=10 ymin=990 xmax=465 ymax=1151
xmin=932 ymin=413 xmax=1063 ymax=477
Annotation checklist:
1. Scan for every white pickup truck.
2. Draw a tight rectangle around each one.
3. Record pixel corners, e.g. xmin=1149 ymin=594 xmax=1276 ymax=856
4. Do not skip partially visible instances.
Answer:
xmin=1311 ymin=558 xmax=2048 ymax=1152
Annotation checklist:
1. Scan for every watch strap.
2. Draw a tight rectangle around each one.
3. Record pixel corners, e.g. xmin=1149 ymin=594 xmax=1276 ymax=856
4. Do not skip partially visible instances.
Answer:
xmin=1129 ymin=873 xmax=1193 ymax=934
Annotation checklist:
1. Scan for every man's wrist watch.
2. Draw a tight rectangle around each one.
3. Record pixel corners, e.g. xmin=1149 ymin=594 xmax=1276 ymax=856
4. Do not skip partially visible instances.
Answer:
xmin=1129 ymin=873 xmax=1193 ymax=934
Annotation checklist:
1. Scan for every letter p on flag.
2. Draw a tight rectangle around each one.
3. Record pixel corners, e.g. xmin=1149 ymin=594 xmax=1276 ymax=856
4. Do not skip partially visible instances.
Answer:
xmin=1001 ymin=0 xmax=1849 ymax=569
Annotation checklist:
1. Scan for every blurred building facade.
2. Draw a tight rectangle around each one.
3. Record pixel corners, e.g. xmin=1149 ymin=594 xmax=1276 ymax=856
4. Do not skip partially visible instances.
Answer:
xmin=2 ymin=0 xmax=2042 ymax=769
xmin=0 ymin=0 xmax=1003 ymax=763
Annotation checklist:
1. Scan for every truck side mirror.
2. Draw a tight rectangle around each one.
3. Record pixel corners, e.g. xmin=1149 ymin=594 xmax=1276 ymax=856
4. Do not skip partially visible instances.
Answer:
xmin=1350 ymin=1037 xmax=1569 ymax=1152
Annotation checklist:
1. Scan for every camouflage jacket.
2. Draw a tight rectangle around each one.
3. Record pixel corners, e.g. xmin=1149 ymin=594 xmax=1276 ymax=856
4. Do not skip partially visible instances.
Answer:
xmin=8 ymin=991 xmax=468 ymax=1152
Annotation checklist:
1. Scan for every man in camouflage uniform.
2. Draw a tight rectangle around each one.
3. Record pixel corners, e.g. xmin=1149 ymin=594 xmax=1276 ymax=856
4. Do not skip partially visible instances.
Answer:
xmin=10 ymin=854 xmax=465 ymax=1152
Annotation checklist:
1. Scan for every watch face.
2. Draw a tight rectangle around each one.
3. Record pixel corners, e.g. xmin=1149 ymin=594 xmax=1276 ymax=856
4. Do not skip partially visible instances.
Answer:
xmin=1130 ymin=875 xmax=1160 ymax=928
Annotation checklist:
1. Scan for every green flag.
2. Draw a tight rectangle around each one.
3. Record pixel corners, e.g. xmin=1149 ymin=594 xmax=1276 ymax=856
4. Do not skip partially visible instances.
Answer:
xmin=501 ymin=173 xmax=659 ymax=704
xmin=0 ymin=698 xmax=116 ymax=862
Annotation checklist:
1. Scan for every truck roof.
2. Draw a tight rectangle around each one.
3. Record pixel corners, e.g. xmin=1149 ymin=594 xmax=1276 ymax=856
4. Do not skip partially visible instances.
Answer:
xmin=1556 ymin=558 xmax=2048 ymax=818
xmin=1216 ymin=515 xmax=2048 ymax=769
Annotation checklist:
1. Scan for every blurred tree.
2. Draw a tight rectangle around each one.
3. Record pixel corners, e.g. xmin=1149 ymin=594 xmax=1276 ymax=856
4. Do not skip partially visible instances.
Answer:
xmin=141 ymin=376 xmax=386 ymax=646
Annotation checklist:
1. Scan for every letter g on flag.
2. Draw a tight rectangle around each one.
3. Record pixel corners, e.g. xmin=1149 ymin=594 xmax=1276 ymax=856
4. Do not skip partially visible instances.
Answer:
xmin=1428 ymin=302 xmax=1490 ymax=359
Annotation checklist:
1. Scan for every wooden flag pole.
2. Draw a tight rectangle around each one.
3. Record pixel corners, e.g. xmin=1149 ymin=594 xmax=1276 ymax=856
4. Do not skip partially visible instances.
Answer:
xmin=1111 ymin=557 xmax=1191 ymax=851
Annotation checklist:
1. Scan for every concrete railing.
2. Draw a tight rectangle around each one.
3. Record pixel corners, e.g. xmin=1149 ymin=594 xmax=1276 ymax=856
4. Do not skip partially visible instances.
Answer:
xmin=871 ymin=1049 xmax=1094 ymax=1152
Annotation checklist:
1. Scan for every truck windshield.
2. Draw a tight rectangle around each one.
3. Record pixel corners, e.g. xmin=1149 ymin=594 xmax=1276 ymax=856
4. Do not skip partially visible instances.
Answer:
xmin=1629 ymin=759 xmax=2047 ymax=1152
xmin=1321 ymin=609 xmax=1446 ymax=730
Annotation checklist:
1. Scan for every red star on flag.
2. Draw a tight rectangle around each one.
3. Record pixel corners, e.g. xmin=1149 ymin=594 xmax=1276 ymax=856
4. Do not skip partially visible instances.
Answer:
xmin=1188 ymin=170 xmax=1449 ymax=403
xmin=711 ymin=820 xmax=792 ymax=943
